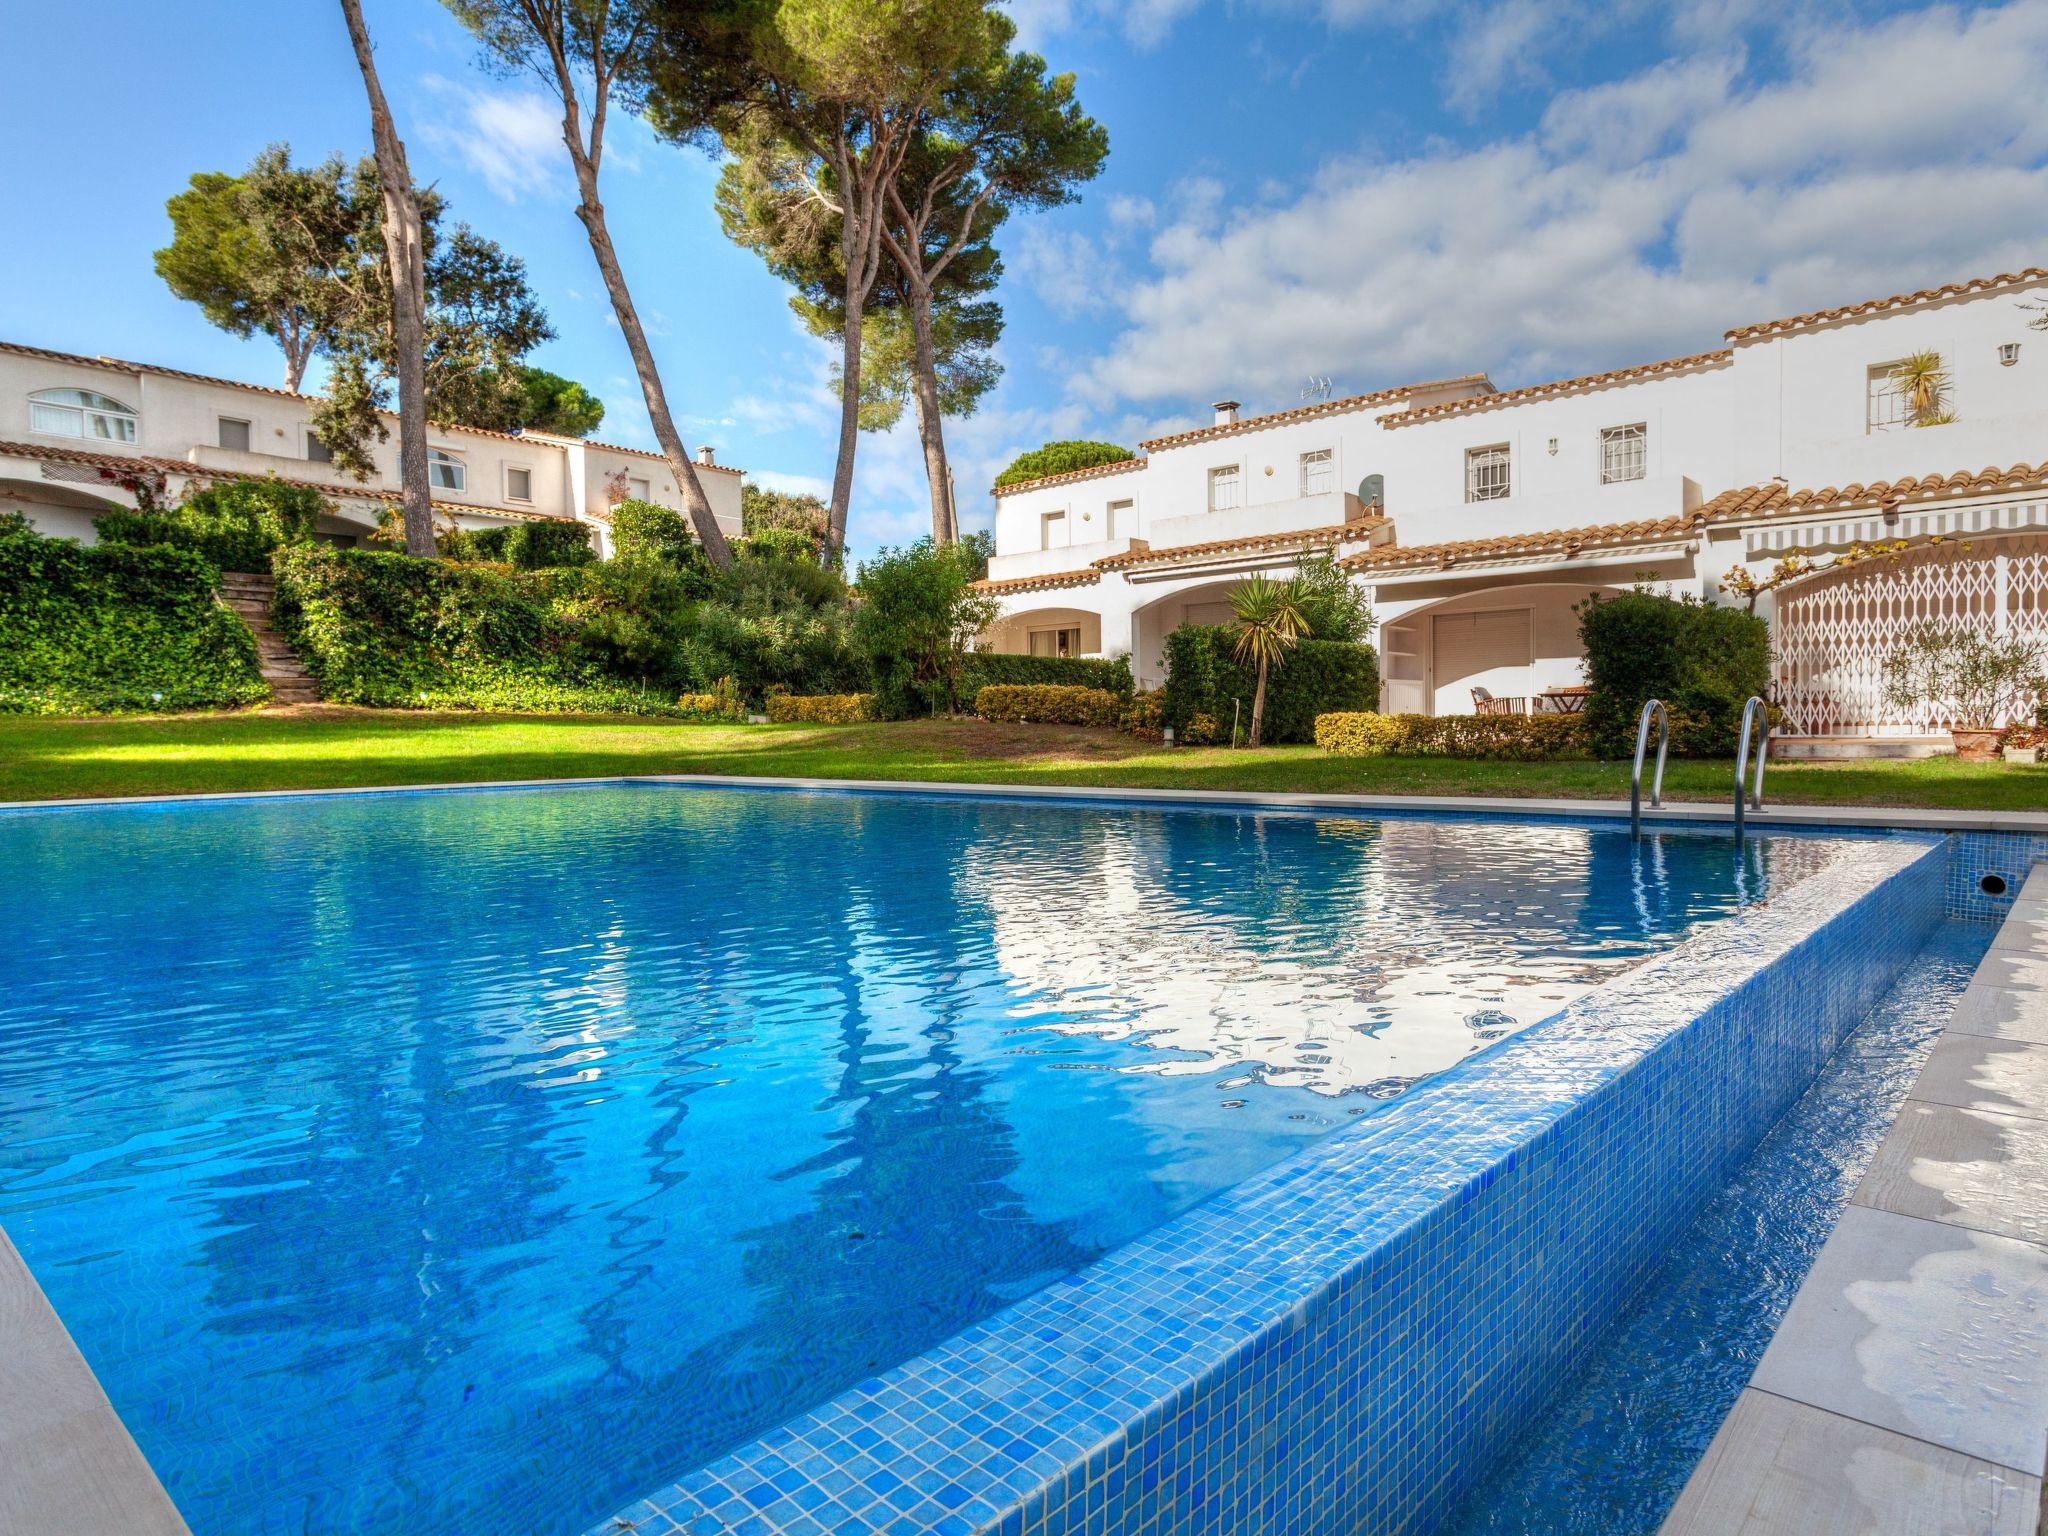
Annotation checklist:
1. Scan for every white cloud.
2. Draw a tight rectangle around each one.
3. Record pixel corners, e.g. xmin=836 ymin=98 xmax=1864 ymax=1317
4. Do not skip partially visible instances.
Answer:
xmin=419 ymin=76 xmax=565 ymax=202
xmin=1069 ymin=0 xmax=2048 ymax=413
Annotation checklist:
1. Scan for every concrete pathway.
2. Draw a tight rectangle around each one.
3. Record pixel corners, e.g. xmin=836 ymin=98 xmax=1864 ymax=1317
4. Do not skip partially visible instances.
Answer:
xmin=1663 ymin=863 xmax=2048 ymax=1535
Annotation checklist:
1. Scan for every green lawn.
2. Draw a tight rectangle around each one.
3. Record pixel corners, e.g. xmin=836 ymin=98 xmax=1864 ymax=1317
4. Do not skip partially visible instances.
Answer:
xmin=1 ymin=708 xmax=2044 ymax=810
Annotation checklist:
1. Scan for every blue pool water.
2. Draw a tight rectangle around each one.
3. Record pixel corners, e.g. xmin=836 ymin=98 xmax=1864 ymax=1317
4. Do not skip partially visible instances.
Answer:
xmin=1444 ymin=918 xmax=1991 ymax=1534
xmin=0 ymin=786 xmax=1858 ymax=1534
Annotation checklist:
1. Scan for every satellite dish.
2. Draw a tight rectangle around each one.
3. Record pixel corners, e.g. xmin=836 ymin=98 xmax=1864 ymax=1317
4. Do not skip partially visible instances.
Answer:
xmin=1357 ymin=473 xmax=1384 ymax=509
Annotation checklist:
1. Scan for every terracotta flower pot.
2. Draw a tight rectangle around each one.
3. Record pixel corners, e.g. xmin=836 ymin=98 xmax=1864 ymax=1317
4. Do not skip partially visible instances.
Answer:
xmin=1951 ymin=727 xmax=2003 ymax=763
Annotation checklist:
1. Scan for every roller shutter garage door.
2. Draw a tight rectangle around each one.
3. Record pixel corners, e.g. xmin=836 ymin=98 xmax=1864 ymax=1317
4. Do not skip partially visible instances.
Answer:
xmin=1432 ymin=609 xmax=1532 ymax=698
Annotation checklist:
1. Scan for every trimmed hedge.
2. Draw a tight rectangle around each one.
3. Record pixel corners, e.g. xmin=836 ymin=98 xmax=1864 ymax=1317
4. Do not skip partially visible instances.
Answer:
xmin=92 ymin=477 xmax=324 ymax=573
xmin=1316 ymin=711 xmax=1590 ymax=760
xmin=443 ymin=519 xmax=596 ymax=570
xmin=1121 ymin=689 xmax=1163 ymax=740
xmin=766 ymin=692 xmax=873 ymax=723
xmin=0 ymin=514 xmax=265 ymax=714
xmin=973 ymin=683 xmax=1123 ymax=726
xmin=271 ymin=544 xmax=688 ymax=714
xmin=956 ymin=650 xmax=1133 ymax=702
xmin=1579 ymin=591 xmax=1769 ymax=758
xmin=1162 ymin=625 xmax=1380 ymax=745
xmin=993 ymin=440 xmax=1134 ymax=488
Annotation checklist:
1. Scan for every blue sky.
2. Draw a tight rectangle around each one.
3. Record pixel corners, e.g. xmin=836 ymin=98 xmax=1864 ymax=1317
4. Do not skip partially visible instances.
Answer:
xmin=3 ymin=0 xmax=2045 ymax=557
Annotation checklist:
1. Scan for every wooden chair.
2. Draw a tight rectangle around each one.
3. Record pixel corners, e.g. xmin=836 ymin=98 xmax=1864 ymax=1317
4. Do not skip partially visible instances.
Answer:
xmin=1471 ymin=687 xmax=1528 ymax=716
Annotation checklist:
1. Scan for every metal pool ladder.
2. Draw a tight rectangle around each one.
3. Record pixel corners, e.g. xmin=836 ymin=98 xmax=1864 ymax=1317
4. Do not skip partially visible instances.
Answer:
xmin=1733 ymin=695 xmax=1769 ymax=839
xmin=1631 ymin=698 xmax=1669 ymax=841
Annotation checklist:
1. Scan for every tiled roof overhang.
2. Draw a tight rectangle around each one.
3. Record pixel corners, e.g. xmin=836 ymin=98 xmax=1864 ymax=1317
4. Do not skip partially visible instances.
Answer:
xmin=1376 ymin=351 xmax=1732 ymax=428
xmin=1725 ymin=269 xmax=2048 ymax=342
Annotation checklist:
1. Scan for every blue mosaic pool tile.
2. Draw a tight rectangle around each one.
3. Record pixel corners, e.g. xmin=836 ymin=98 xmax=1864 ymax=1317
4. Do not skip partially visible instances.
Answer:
xmin=591 ymin=835 xmax=1948 ymax=1536
xmin=1943 ymin=830 xmax=2048 ymax=920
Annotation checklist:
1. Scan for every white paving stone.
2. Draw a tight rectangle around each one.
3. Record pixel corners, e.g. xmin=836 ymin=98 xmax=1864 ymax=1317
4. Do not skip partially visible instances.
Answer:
xmin=1908 ymin=1035 xmax=2048 ymax=1121
xmin=1748 ymin=1206 xmax=2048 ymax=1473
xmin=1946 ymin=984 xmax=2048 ymax=1046
xmin=1854 ymin=1102 xmax=2048 ymax=1245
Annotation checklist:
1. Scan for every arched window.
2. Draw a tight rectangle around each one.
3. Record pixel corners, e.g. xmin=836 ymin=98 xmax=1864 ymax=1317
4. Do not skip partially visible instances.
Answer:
xmin=428 ymin=448 xmax=466 ymax=492
xmin=29 ymin=387 xmax=138 ymax=443
xmin=1357 ymin=472 xmax=1384 ymax=509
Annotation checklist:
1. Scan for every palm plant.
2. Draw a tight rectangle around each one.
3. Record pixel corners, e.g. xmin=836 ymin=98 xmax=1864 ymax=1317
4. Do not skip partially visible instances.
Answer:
xmin=1891 ymin=352 xmax=1950 ymax=425
xmin=1229 ymin=575 xmax=1307 ymax=748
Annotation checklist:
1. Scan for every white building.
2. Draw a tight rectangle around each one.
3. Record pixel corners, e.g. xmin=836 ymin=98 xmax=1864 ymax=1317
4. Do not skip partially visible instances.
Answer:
xmin=0 ymin=340 xmax=744 ymax=558
xmin=980 ymin=266 xmax=2048 ymax=741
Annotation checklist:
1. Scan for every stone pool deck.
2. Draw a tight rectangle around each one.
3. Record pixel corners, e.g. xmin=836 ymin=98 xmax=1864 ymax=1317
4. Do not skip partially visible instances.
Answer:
xmin=0 ymin=1226 xmax=187 ymax=1534
xmin=1664 ymin=860 xmax=2048 ymax=1536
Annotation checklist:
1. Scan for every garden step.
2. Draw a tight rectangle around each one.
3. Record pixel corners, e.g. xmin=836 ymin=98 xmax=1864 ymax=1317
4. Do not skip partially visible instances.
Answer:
xmin=215 ymin=573 xmax=317 ymax=706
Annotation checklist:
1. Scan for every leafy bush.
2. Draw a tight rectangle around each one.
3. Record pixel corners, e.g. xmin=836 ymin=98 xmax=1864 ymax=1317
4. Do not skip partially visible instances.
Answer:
xmin=1290 ymin=549 xmax=1376 ymax=643
xmin=675 ymin=692 xmax=738 ymax=719
xmin=1161 ymin=625 xmax=1379 ymax=745
xmin=682 ymin=555 xmax=862 ymax=703
xmin=92 ymin=476 xmax=324 ymax=573
xmin=993 ymin=440 xmax=1135 ymax=488
xmin=766 ymin=692 xmax=873 ymax=723
xmin=1882 ymin=623 xmax=2046 ymax=728
xmin=443 ymin=519 xmax=596 ymax=569
xmin=973 ymin=684 xmax=1124 ymax=726
xmin=610 ymin=498 xmax=703 ymax=566
xmin=853 ymin=538 xmax=998 ymax=718
xmin=1579 ymin=591 xmax=1769 ymax=758
xmin=271 ymin=544 xmax=688 ymax=714
xmin=1120 ymin=689 xmax=1163 ymax=740
xmin=1315 ymin=711 xmax=1589 ymax=760
xmin=737 ymin=526 xmax=819 ymax=565
xmin=0 ymin=513 xmax=265 ymax=713
xmin=956 ymin=650 xmax=1133 ymax=700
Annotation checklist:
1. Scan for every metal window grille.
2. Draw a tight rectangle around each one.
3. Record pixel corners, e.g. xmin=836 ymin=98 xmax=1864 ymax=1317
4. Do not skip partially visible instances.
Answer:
xmin=1300 ymin=449 xmax=1335 ymax=496
xmin=1600 ymin=424 xmax=1645 ymax=484
xmin=1209 ymin=465 xmax=1241 ymax=510
xmin=1867 ymin=364 xmax=1914 ymax=433
xmin=1465 ymin=445 xmax=1510 ymax=502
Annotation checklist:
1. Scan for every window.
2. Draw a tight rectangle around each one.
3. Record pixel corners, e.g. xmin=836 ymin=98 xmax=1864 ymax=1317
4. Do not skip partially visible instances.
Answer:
xmin=628 ymin=475 xmax=651 ymax=501
xmin=1599 ymin=423 xmax=1646 ymax=484
xmin=428 ymin=449 xmax=466 ymax=492
xmin=1299 ymin=448 xmax=1335 ymax=496
xmin=218 ymin=417 xmax=251 ymax=453
xmin=1465 ymin=444 xmax=1511 ymax=502
xmin=505 ymin=466 xmax=533 ymax=502
xmin=1867 ymin=355 xmax=1947 ymax=433
xmin=306 ymin=431 xmax=332 ymax=464
xmin=28 ymin=387 xmax=137 ymax=443
xmin=1028 ymin=627 xmax=1082 ymax=658
xmin=1105 ymin=498 xmax=1133 ymax=540
xmin=1208 ymin=464 xmax=1241 ymax=511
xmin=1040 ymin=509 xmax=1069 ymax=550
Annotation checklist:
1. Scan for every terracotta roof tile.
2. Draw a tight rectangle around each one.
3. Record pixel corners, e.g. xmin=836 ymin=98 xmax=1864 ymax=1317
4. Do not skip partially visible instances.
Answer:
xmin=972 ymin=567 xmax=1104 ymax=596
xmin=1340 ymin=516 xmax=1700 ymax=573
xmin=517 ymin=429 xmax=745 ymax=476
xmin=1093 ymin=517 xmax=1386 ymax=571
xmin=1377 ymin=350 xmax=1732 ymax=428
xmin=1138 ymin=375 xmax=1494 ymax=453
xmin=990 ymin=455 xmax=1146 ymax=499
xmin=1725 ymin=269 xmax=2048 ymax=342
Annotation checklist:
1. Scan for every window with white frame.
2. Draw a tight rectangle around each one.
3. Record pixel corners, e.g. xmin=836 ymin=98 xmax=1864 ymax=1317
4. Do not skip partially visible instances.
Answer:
xmin=1867 ymin=355 xmax=1947 ymax=433
xmin=428 ymin=448 xmax=466 ymax=492
xmin=1028 ymin=626 xmax=1082 ymax=658
xmin=1299 ymin=448 xmax=1335 ymax=496
xmin=628 ymin=475 xmax=651 ymax=501
xmin=1208 ymin=464 xmax=1241 ymax=511
xmin=1465 ymin=444 xmax=1511 ymax=502
xmin=28 ymin=387 xmax=137 ymax=443
xmin=1599 ymin=423 xmax=1645 ymax=484
xmin=1040 ymin=509 xmax=1069 ymax=550
xmin=306 ymin=430 xmax=332 ymax=464
xmin=1105 ymin=498 xmax=1133 ymax=540
xmin=505 ymin=465 xmax=533 ymax=502
xmin=218 ymin=417 xmax=251 ymax=453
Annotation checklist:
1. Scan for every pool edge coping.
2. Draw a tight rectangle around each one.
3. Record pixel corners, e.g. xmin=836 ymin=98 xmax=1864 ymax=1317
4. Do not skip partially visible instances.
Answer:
xmin=4 ymin=769 xmax=2046 ymax=836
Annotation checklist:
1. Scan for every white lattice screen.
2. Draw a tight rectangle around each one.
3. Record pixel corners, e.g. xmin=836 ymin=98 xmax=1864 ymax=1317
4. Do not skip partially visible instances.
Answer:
xmin=1772 ymin=533 xmax=2048 ymax=735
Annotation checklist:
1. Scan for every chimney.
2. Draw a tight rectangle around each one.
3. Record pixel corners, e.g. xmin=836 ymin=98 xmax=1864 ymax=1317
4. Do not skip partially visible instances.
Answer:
xmin=697 ymin=445 xmax=716 ymax=466
xmin=1212 ymin=399 xmax=1240 ymax=427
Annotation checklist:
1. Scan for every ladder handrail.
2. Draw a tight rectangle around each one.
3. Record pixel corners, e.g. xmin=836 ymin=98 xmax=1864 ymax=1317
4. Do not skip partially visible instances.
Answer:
xmin=1631 ymin=698 xmax=1669 ymax=841
xmin=1733 ymin=695 xmax=1769 ymax=839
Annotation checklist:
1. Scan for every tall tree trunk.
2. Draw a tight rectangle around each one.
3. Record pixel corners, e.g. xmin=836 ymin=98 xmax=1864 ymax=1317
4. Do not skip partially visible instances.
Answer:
xmin=567 ymin=154 xmax=733 ymax=567
xmin=339 ymin=0 xmax=434 ymax=558
xmin=905 ymin=280 xmax=955 ymax=544
xmin=1249 ymin=658 xmax=1268 ymax=749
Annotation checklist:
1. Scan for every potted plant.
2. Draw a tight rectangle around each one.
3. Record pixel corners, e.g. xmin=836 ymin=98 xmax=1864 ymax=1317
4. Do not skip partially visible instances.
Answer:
xmin=1882 ymin=624 xmax=2047 ymax=762
xmin=2004 ymin=726 xmax=2045 ymax=766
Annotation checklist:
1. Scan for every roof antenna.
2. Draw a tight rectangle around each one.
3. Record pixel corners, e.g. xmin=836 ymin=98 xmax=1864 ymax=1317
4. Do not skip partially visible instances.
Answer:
xmin=1300 ymin=374 xmax=1333 ymax=402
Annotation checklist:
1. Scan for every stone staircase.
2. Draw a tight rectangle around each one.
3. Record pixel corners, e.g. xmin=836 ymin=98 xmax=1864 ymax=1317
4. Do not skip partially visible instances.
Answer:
xmin=218 ymin=571 xmax=319 ymax=705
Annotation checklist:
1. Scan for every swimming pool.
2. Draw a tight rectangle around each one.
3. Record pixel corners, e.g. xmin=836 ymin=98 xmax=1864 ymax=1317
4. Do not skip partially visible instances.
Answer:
xmin=0 ymin=784 xmax=1861 ymax=1533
